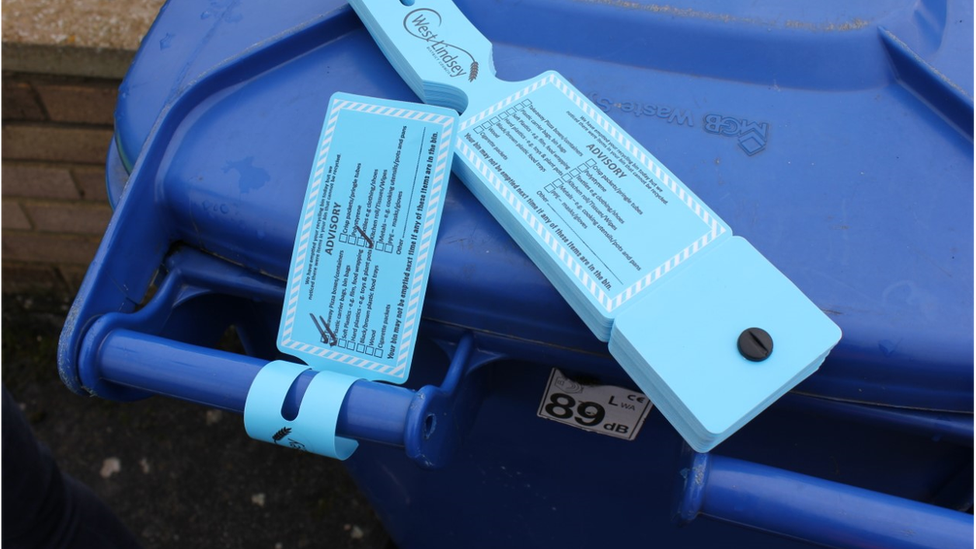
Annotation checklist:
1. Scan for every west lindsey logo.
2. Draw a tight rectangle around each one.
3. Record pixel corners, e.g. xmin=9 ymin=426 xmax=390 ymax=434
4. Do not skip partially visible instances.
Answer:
xmin=403 ymin=9 xmax=479 ymax=81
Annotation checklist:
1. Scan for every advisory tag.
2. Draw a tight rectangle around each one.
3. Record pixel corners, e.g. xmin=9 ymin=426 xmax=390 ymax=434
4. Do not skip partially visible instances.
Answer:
xmin=456 ymin=75 xmax=730 ymax=337
xmin=277 ymin=93 xmax=458 ymax=383
xmin=350 ymin=0 xmax=841 ymax=452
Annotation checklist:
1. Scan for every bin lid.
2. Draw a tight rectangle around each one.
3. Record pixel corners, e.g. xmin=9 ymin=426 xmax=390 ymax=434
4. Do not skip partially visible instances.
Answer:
xmin=112 ymin=0 xmax=973 ymax=412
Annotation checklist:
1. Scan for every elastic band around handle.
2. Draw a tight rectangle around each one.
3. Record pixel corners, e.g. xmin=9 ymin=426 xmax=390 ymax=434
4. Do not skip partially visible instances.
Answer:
xmin=244 ymin=360 xmax=360 ymax=460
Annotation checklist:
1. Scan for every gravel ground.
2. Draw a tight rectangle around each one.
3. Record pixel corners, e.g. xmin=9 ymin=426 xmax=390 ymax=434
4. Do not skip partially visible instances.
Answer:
xmin=2 ymin=292 xmax=390 ymax=549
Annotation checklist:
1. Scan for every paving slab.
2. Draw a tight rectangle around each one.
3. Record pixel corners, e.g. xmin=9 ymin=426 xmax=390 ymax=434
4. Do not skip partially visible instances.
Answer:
xmin=2 ymin=0 xmax=165 ymax=77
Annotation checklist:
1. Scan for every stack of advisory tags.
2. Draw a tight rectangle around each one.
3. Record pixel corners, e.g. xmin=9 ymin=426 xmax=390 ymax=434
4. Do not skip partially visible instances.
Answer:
xmin=350 ymin=0 xmax=842 ymax=451
xmin=607 ymin=237 xmax=841 ymax=450
xmin=351 ymin=3 xmax=474 ymax=113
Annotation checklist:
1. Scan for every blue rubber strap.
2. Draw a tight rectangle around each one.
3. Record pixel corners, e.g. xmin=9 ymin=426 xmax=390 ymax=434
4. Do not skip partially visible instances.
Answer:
xmin=244 ymin=360 xmax=360 ymax=460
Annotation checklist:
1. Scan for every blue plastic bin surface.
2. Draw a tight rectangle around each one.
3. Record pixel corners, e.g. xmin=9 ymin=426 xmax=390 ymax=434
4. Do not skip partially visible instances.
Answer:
xmin=59 ymin=1 xmax=973 ymax=548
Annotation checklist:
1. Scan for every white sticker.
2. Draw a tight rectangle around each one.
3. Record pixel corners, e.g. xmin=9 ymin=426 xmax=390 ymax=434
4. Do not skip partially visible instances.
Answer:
xmin=536 ymin=368 xmax=653 ymax=441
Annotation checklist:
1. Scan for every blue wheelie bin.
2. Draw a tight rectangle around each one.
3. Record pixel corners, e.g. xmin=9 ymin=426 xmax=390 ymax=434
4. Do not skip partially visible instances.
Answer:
xmin=60 ymin=0 xmax=973 ymax=547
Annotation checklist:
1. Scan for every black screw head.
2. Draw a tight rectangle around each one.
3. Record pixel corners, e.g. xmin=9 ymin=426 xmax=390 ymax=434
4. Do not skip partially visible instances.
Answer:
xmin=738 ymin=328 xmax=773 ymax=362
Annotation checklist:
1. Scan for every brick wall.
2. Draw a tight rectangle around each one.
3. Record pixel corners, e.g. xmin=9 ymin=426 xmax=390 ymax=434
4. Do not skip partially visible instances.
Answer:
xmin=2 ymin=73 xmax=119 ymax=294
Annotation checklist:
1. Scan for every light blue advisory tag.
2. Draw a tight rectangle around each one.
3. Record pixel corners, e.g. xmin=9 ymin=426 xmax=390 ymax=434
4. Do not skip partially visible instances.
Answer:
xmin=277 ymin=93 xmax=458 ymax=383
xmin=455 ymin=73 xmax=730 ymax=337
xmin=350 ymin=0 xmax=843 ymax=452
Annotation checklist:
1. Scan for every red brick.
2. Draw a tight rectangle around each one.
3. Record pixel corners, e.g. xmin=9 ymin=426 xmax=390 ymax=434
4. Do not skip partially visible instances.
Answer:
xmin=2 ymin=200 xmax=32 ymax=229
xmin=2 ymin=124 xmax=113 ymax=164
xmin=22 ymin=201 xmax=112 ymax=235
xmin=2 ymin=81 xmax=46 ymax=121
xmin=35 ymin=82 xmax=118 ymax=125
xmin=2 ymin=232 xmax=101 ymax=264
xmin=2 ymin=163 xmax=80 ymax=200
xmin=1 ymin=263 xmax=65 ymax=294
xmin=72 ymin=166 xmax=109 ymax=202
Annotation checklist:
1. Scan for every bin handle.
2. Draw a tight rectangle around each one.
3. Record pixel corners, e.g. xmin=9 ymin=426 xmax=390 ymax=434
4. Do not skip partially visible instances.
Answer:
xmin=676 ymin=451 xmax=974 ymax=549
xmin=72 ymin=246 xmax=494 ymax=468
xmin=90 ymin=324 xmax=488 ymax=468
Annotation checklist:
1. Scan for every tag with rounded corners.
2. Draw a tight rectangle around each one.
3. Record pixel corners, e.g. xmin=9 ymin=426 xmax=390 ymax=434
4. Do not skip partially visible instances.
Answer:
xmin=277 ymin=93 xmax=458 ymax=383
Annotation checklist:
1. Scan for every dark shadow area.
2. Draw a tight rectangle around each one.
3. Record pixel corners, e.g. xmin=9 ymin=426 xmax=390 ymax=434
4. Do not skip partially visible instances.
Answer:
xmin=2 ymin=292 xmax=389 ymax=549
